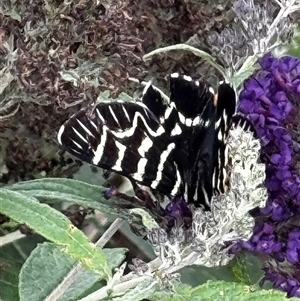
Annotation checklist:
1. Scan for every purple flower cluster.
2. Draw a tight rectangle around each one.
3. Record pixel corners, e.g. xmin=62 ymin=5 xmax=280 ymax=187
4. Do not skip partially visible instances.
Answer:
xmin=263 ymin=265 xmax=300 ymax=298
xmin=163 ymin=196 xmax=193 ymax=230
xmin=237 ymin=53 xmax=300 ymax=297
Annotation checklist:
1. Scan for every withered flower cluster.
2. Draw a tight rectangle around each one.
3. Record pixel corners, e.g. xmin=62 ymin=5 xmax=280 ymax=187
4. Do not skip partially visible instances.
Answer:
xmin=0 ymin=0 xmax=234 ymax=184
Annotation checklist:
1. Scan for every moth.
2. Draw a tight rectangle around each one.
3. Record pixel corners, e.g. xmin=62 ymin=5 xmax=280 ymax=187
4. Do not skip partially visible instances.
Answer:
xmin=57 ymin=73 xmax=236 ymax=209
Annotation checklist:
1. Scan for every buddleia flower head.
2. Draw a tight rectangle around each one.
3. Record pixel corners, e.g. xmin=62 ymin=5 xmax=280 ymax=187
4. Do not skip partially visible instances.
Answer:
xmin=147 ymin=123 xmax=267 ymax=269
xmin=235 ymin=53 xmax=300 ymax=297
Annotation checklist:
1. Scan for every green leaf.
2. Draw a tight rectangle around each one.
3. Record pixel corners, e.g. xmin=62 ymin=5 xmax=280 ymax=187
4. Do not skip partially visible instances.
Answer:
xmin=191 ymin=280 xmax=294 ymax=301
xmin=0 ymin=234 xmax=45 ymax=301
xmin=229 ymin=251 xmax=264 ymax=285
xmin=10 ymin=9 xmax=21 ymax=22
xmin=143 ymin=44 xmax=226 ymax=80
xmin=19 ymin=243 xmax=127 ymax=301
xmin=180 ymin=264 xmax=235 ymax=286
xmin=6 ymin=178 xmax=129 ymax=218
xmin=8 ymin=178 xmax=106 ymax=199
xmin=129 ymin=208 xmax=159 ymax=231
xmin=0 ymin=260 xmax=20 ymax=301
xmin=108 ymin=280 xmax=157 ymax=301
xmin=149 ymin=281 xmax=296 ymax=301
xmin=96 ymin=90 xmax=134 ymax=103
xmin=0 ymin=189 xmax=111 ymax=279
xmin=97 ymin=90 xmax=111 ymax=101
xmin=287 ymin=26 xmax=300 ymax=57
xmin=73 ymin=163 xmax=106 ymax=186
xmin=117 ymin=92 xmax=135 ymax=102
xmin=231 ymin=55 xmax=259 ymax=89
xmin=19 ymin=242 xmax=75 ymax=301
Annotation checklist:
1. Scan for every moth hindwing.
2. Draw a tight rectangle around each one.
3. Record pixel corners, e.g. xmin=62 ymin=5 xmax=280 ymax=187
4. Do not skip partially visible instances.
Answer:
xmin=57 ymin=73 xmax=236 ymax=209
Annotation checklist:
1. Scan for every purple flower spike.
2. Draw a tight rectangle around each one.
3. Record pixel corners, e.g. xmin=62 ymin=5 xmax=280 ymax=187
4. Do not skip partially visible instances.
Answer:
xmin=238 ymin=53 xmax=300 ymax=297
xmin=263 ymin=264 xmax=300 ymax=298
